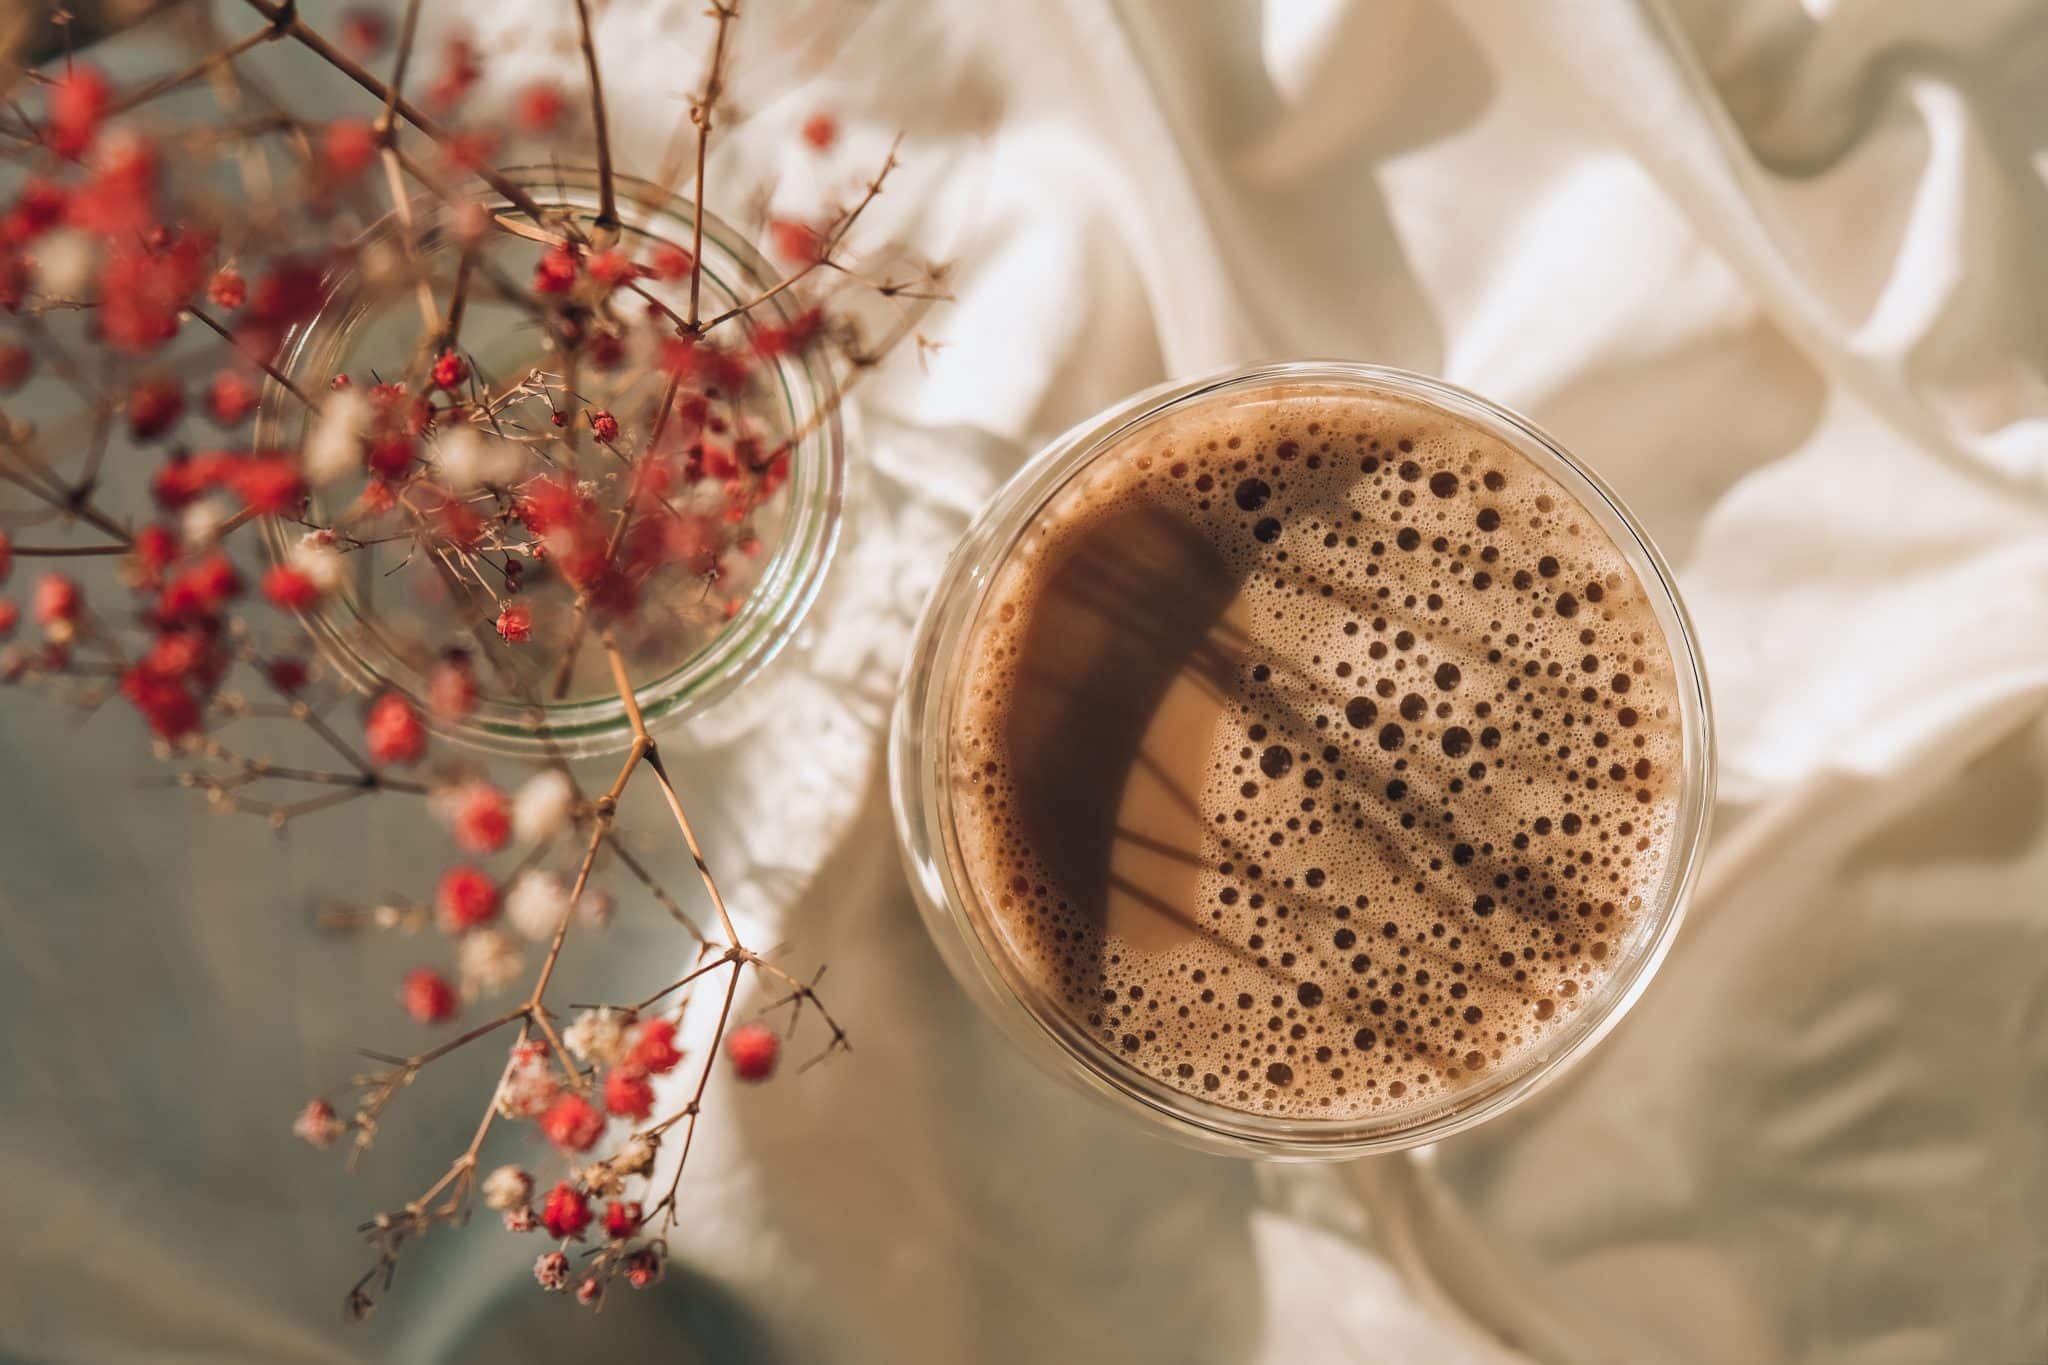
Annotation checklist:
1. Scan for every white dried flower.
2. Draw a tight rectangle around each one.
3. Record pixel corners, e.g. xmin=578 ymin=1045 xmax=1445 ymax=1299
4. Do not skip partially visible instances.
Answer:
xmin=513 ymin=769 xmax=576 ymax=843
xmin=292 ymin=1099 xmax=344 ymax=1149
xmin=503 ymin=1206 xmax=538 ymax=1233
xmin=29 ymin=228 xmax=97 ymax=301
xmin=612 ymin=1133 xmax=658 ymax=1176
xmin=434 ymin=425 xmax=525 ymax=490
xmin=577 ymin=887 xmax=615 ymax=932
xmin=579 ymin=1160 xmax=625 ymax=1198
xmin=482 ymin=1164 xmax=533 ymax=1212
xmin=303 ymin=390 xmax=369 ymax=487
xmin=564 ymin=1007 xmax=633 ymax=1067
xmin=505 ymin=869 xmax=571 ymax=942
xmin=494 ymin=1041 xmax=558 ymax=1119
xmin=180 ymin=493 xmax=239 ymax=546
xmin=288 ymin=528 xmax=347 ymax=593
xmin=534 ymin=1251 xmax=570 ymax=1292
xmin=458 ymin=928 xmax=525 ymax=997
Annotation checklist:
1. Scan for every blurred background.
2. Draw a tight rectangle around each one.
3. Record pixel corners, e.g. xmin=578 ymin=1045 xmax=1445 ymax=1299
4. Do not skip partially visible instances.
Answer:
xmin=3 ymin=0 xmax=2046 ymax=1361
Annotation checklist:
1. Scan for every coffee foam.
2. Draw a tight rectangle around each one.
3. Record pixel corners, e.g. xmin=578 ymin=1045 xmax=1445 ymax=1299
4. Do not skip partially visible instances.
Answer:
xmin=949 ymin=382 xmax=1684 ymax=1121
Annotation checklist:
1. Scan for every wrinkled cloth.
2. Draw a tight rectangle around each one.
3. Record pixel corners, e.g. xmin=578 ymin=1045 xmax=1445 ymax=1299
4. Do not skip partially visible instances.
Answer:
xmin=3 ymin=1 xmax=2046 ymax=1362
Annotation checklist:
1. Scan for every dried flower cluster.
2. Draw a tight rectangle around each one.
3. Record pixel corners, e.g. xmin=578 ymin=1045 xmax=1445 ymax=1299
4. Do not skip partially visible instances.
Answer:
xmin=0 ymin=0 xmax=943 ymax=1320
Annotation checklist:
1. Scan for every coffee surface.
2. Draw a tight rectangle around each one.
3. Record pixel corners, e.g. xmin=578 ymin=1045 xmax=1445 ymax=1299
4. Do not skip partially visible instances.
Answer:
xmin=949 ymin=382 xmax=1684 ymax=1121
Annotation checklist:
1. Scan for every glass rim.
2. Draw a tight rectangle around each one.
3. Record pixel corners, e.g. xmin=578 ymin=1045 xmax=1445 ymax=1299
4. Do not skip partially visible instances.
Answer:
xmin=254 ymin=165 xmax=846 ymax=760
xmin=890 ymin=360 xmax=1715 ymax=1157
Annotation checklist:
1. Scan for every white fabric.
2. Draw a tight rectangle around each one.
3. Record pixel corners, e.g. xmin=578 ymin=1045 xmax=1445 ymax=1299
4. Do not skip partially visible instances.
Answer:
xmin=4 ymin=1 xmax=2046 ymax=1361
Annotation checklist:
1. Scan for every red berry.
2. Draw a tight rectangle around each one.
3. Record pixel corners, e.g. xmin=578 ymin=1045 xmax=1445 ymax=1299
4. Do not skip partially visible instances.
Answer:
xmin=208 ymin=266 xmax=246 ymax=311
xmin=649 ymin=244 xmax=693 ymax=283
xmin=602 ymin=1200 xmax=642 ymax=1240
xmin=538 ymin=1180 xmax=593 ymax=1237
xmin=768 ymin=219 xmax=826 ymax=266
xmin=127 ymin=378 xmax=185 ymax=441
xmin=402 ymin=967 xmax=457 ymax=1023
xmin=537 ymin=1093 xmax=605 ymax=1153
xmin=629 ymin=1018 xmax=683 ymax=1075
xmin=261 ymin=564 xmax=320 ymax=611
xmin=207 ymin=370 xmax=259 ymax=426
xmin=603 ymin=1066 xmax=654 ymax=1119
xmin=365 ymin=691 xmax=427 ymax=765
xmin=0 ymin=601 xmax=17 ymax=639
xmin=427 ymin=651 xmax=477 ymax=720
xmin=323 ymin=118 xmax=379 ymax=180
xmin=589 ymin=410 xmax=619 ymax=442
xmin=32 ymin=572 xmax=79 ymax=627
xmin=435 ymin=864 xmax=500 ymax=932
xmin=339 ymin=6 xmax=389 ymax=58
xmin=517 ymin=82 xmax=566 ymax=134
xmin=431 ymin=348 xmax=468 ymax=392
xmin=801 ymin=112 xmax=838 ymax=151
xmin=267 ymin=657 xmax=309 ymax=693
xmin=46 ymin=66 xmax=113 ymax=161
xmin=533 ymin=243 xmax=579 ymax=294
xmin=725 ymin=1021 xmax=780 ymax=1081
xmin=452 ymin=783 xmax=510 ymax=854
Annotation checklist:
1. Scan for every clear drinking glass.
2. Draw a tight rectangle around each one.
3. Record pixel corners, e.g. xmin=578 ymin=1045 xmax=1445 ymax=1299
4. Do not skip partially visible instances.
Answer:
xmin=889 ymin=362 xmax=1714 ymax=1157
xmin=254 ymin=167 xmax=845 ymax=758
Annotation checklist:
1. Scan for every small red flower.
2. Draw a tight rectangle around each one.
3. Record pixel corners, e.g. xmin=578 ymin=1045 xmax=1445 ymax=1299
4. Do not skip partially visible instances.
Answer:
xmin=402 ymin=967 xmax=458 ymax=1023
xmin=227 ymin=452 xmax=305 ymax=514
xmin=589 ymin=410 xmax=619 ymax=443
xmin=207 ymin=370 xmax=259 ymax=426
xmin=129 ymin=525 xmax=177 ymax=583
xmin=340 ymin=7 xmax=389 ymax=58
xmin=292 ymin=1098 xmax=344 ymax=1148
xmin=261 ymin=564 xmax=320 ymax=612
xmin=629 ymin=1018 xmax=683 ymax=1075
xmin=538 ymin=1094 xmax=605 ymax=1154
xmin=0 ymin=343 xmax=30 ymax=392
xmin=623 ymin=1245 xmax=665 ymax=1289
xmin=365 ymin=691 xmax=427 ymax=765
xmin=649 ymin=244 xmax=693 ymax=283
xmin=126 ymin=379 xmax=185 ymax=441
xmin=575 ymin=1276 xmax=605 ymax=1308
xmin=533 ymin=243 xmax=580 ymax=294
xmin=427 ymin=650 xmax=478 ymax=720
xmin=602 ymin=1066 xmax=654 ymax=1120
xmin=0 ymin=601 xmax=17 ymax=639
xmin=769 ymin=218 xmax=827 ymax=266
xmin=452 ymin=783 xmax=511 ymax=854
xmin=322 ymin=118 xmax=379 ymax=180
xmin=726 ymin=1021 xmax=780 ymax=1082
xmin=46 ymin=65 xmax=113 ymax=161
xmin=428 ymin=36 xmax=482 ymax=114
xmin=435 ymin=864 xmax=500 ymax=932
xmin=98 ymin=228 xmax=209 ymax=353
xmin=801 ymin=112 xmax=838 ymax=151
xmin=602 ymin=1200 xmax=642 ymax=1240
xmin=584 ymin=251 xmax=638 ymax=289
xmin=208 ymin=266 xmax=247 ymax=311
xmin=494 ymin=602 xmax=533 ymax=644
xmin=517 ymin=81 xmax=566 ymax=134
xmin=267 ymin=657 xmax=309 ymax=693
xmin=539 ymin=1180 xmax=593 ymax=1236
xmin=33 ymin=573 xmax=81 ymax=627
xmin=3 ymin=180 xmax=69 ymax=245
xmin=533 ymin=1249 xmax=571 ymax=1290
xmin=430 ymin=348 xmax=468 ymax=392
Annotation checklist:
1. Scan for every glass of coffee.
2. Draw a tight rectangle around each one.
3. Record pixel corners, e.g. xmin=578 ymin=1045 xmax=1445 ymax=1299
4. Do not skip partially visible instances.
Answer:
xmin=890 ymin=363 xmax=1713 ymax=1156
